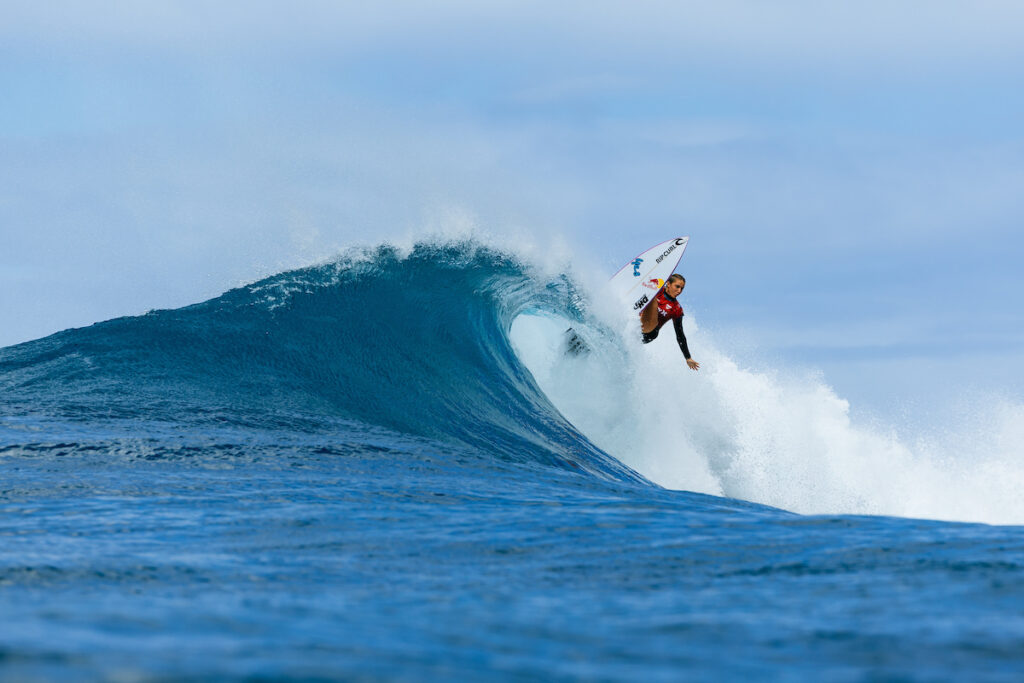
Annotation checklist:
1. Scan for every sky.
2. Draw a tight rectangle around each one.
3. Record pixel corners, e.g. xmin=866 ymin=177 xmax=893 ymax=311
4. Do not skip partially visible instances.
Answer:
xmin=3 ymin=1 xmax=1024 ymax=414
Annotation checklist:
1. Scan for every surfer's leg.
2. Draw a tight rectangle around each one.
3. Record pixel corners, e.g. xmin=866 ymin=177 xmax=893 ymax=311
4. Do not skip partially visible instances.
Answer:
xmin=640 ymin=299 xmax=659 ymax=334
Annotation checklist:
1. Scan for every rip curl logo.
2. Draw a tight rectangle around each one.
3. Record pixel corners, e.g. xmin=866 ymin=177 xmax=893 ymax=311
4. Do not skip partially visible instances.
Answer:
xmin=643 ymin=278 xmax=663 ymax=291
xmin=632 ymin=258 xmax=643 ymax=276
xmin=655 ymin=244 xmax=678 ymax=264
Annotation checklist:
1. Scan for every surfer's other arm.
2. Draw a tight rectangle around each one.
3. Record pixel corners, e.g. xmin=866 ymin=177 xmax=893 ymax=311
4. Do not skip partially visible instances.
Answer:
xmin=672 ymin=317 xmax=700 ymax=371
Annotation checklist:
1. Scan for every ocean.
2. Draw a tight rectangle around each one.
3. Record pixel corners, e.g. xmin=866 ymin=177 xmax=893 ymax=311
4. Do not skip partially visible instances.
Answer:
xmin=2 ymin=240 xmax=1022 ymax=680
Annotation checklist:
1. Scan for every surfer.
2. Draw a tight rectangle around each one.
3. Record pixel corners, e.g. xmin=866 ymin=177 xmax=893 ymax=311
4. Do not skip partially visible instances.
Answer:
xmin=640 ymin=274 xmax=700 ymax=371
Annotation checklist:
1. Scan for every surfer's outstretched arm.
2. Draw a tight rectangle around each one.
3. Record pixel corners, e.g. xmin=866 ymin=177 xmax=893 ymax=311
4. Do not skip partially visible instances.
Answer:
xmin=673 ymin=317 xmax=699 ymax=371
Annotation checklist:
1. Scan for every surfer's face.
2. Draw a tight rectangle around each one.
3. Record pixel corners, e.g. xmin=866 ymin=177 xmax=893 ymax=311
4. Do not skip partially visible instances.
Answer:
xmin=665 ymin=280 xmax=685 ymax=297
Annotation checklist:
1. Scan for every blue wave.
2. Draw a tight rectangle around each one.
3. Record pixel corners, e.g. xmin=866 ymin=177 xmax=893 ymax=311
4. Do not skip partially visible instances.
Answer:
xmin=0 ymin=241 xmax=638 ymax=481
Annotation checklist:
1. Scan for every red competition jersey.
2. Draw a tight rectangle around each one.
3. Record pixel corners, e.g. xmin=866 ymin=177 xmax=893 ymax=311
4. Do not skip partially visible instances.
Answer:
xmin=653 ymin=289 xmax=683 ymax=330
xmin=640 ymin=287 xmax=691 ymax=359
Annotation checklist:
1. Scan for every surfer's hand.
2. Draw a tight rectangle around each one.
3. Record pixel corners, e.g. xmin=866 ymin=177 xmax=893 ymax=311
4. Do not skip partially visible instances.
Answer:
xmin=686 ymin=358 xmax=700 ymax=371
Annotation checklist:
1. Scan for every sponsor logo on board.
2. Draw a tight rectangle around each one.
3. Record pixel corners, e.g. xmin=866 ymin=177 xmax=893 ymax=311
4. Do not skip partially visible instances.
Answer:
xmin=655 ymin=243 xmax=679 ymax=264
xmin=631 ymin=258 xmax=643 ymax=276
xmin=633 ymin=294 xmax=649 ymax=310
xmin=651 ymin=238 xmax=686 ymax=264
xmin=643 ymin=278 xmax=663 ymax=291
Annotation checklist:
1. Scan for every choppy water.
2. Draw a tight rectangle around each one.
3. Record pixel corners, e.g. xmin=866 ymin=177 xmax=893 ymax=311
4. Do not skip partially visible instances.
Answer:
xmin=2 ymin=241 xmax=1023 ymax=680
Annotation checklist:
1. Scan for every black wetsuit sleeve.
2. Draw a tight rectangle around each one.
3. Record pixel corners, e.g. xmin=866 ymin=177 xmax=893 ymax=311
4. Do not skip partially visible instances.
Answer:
xmin=672 ymin=316 xmax=691 ymax=359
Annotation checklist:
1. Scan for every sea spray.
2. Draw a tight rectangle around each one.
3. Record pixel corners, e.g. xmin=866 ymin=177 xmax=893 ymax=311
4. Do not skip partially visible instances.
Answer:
xmin=510 ymin=311 xmax=1024 ymax=524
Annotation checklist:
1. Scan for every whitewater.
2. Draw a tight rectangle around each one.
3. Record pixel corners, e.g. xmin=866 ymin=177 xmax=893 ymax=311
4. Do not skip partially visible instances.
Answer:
xmin=512 ymin=313 xmax=1024 ymax=526
xmin=2 ymin=238 xmax=1023 ymax=680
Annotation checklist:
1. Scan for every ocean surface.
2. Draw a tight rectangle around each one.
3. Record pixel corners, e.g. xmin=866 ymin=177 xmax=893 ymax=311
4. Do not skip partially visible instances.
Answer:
xmin=2 ymin=241 xmax=1023 ymax=681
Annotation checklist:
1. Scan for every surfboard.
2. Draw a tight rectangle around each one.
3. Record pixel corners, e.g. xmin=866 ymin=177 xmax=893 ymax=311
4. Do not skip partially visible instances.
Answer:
xmin=609 ymin=236 xmax=689 ymax=312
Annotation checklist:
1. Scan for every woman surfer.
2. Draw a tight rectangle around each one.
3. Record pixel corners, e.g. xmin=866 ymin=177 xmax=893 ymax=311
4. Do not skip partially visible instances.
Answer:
xmin=640 ymin=274 xmax=700 ymax=371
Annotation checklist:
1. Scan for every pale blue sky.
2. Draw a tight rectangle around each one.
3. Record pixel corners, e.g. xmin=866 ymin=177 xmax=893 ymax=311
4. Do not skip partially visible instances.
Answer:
xmin=3 ymin=1 xmax=1023 ymax=413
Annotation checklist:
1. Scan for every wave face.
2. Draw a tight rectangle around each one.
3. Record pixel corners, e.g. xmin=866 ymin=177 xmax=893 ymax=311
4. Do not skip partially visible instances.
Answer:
xmin=0 ymin=242 xmax=636 ymax=481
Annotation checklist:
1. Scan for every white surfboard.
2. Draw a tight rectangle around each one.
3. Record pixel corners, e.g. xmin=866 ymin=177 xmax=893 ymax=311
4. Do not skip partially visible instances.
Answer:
xmin=609 ymin=236 xmax=689 ymax=312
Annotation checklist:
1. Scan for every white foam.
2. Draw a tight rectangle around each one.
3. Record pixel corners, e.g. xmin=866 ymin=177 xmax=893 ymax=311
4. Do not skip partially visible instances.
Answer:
xmin=510 ymin=311 xmax=1024 ymax=525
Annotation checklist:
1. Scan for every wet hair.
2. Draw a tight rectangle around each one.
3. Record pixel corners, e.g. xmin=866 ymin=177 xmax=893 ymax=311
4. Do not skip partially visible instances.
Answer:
xmin=666 ymin=274 xmax=686 ymax=285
